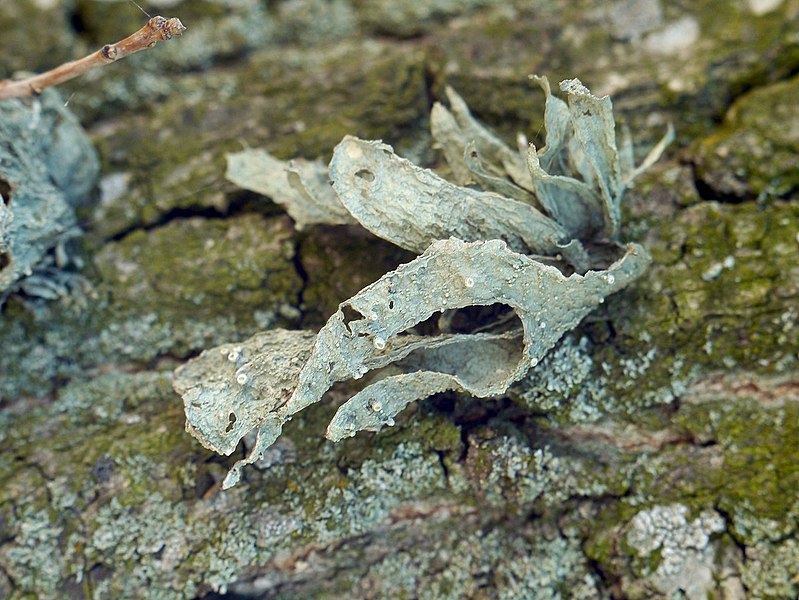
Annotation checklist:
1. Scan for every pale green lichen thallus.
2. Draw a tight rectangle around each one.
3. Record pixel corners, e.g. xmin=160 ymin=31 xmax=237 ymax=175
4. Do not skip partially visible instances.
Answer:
xmin=174 ymin=77 xmax=672 ymax=488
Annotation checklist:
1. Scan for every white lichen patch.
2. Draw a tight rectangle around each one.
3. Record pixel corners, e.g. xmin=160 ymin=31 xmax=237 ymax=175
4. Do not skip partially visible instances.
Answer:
xmin=701 ymin=254 xmax=736 ymax=281
xmin=519 ymin=336 xmax=593 ymax=410
xmin=626 ymin=504 xmax=726 ymax=599
xmin=345 ymin=525 xmax=601 ymax=600
xmin=1 ymin=507 xmax=65 ymax=592
xmin=747 ymin=0 xmax=783 ymax=16
xmin=642 ymin=16 xmax=700 ymax=56
xmin=604 ymin=0 xmax=664 ymax=41
xmin=619 ymin=347 xmax=657 ymax=382
xmin=741 ymin=538 xmax=799 ymax=598
xmin=315 ymin=442 xmax=446 ymax=540
xmin=482 ymin=436 xmax=612 ymax=506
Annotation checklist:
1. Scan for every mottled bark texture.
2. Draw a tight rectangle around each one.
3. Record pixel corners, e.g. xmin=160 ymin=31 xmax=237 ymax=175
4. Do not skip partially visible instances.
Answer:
xmin=0 ymin=1 xmax=797 ymax=599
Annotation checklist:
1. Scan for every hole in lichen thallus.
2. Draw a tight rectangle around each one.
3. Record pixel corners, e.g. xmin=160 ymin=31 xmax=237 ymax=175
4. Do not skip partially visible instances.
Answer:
xmin=0 ymin=177 xmax=11 ymax=205
xmin=0 ymin=178 xmax=10 ymax=269
xmin=341 ymin=305 xmax=363 ymax=334
xmin=354 ymin=169 xmax=375 ymax=183
xmin=225 ymin=412 xmax=237 ymax=433
xmin=405 ymin=304 xmax=519 ymax=337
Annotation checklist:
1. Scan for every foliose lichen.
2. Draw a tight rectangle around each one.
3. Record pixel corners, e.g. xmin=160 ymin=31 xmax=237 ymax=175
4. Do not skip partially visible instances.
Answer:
xmin=174 ymin=77 xmax=671 ymax=487
xmin=0 ymin=89 xmax=99 ymax=302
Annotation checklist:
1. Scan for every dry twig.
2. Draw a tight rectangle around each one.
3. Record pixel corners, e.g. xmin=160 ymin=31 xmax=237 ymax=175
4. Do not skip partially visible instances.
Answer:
xmin=0 ymin=16 xmax=186 ymax=100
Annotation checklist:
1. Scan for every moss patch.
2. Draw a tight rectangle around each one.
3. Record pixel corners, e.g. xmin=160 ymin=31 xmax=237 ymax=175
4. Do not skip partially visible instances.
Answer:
xmin=692 ymin=75 xmax=799 ymax=200
xmin=92 ymin=214 xmax=302 ymax=359
xmin=86 ymin=41 xmax=430 ymax=240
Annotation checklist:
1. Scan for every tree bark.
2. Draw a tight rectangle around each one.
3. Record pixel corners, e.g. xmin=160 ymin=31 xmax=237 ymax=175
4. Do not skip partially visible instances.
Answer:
xmin=0 ymin=2 xmax=797 ymax=599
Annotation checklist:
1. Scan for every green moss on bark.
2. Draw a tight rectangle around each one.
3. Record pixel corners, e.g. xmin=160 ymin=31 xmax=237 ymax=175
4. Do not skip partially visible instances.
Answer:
xmin=693 ymin=75 xmax=799 ymax=199
xmin=92 ymin=214 xmax=302 ymax=359
xmin=87 ymin=42 xmax=430 ymax=240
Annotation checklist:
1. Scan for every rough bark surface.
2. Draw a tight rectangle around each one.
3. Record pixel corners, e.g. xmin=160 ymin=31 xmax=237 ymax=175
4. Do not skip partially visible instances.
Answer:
xmin=0 ymin=1 xmax=797 ymax=599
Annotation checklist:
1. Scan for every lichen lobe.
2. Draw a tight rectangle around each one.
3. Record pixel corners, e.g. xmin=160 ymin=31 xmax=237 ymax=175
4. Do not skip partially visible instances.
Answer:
xmin=175 ymin=238 xmax=650 ymax=488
